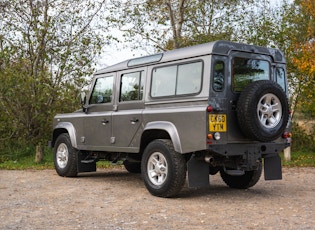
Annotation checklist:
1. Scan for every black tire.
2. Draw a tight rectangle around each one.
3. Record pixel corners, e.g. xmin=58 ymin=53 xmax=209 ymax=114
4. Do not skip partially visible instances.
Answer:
xmin=209 ymin=166 xmax=220 ymax=175
xmin=123 ymin=160 xmax=141 ymax=174
xmin=220 ymin=163 xmax=262 ymax=189
xmin=54 ymin=133 xmax=78 ymax=177
xmin=237 ymin=80 xmax=289 ymax=142
xmin=141 ymin=139 xmax=187 ymax=198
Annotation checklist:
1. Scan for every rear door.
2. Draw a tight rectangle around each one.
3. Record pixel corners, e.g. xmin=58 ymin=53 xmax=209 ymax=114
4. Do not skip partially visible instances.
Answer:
xmin=227 ymin=52 xmax=273 ymax=141
xmin=111 ymin=68 xmax=145 ymax=150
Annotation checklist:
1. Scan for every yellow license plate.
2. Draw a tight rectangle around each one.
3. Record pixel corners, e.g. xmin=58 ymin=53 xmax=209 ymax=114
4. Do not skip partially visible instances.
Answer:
xmin=209 ymin=114 xmax=226 ymax=132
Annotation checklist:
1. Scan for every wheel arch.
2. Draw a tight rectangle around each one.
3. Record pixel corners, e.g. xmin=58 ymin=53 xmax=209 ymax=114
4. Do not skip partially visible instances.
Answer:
xmin=141 ymin=121 xmax=183 ymax=153
xmin=52 ymin=122 xmax=78 ymax=148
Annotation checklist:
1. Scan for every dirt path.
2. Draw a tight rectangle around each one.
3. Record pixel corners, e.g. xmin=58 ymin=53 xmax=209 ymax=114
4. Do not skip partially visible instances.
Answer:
xmin=0 ymin=167 xmax=314 ymax=229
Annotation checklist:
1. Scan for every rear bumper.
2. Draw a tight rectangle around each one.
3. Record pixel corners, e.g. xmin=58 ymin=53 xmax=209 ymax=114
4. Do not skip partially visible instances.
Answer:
xmin=208 ymin=142 xmax=291 ymax=157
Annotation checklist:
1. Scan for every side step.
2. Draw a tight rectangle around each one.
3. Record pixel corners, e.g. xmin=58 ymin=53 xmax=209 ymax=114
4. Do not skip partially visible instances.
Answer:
xmin=81 ymin=159 xmax=97 ymax=164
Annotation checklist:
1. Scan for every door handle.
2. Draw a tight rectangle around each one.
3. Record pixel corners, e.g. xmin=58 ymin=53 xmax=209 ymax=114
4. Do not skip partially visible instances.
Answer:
xmin=101 ymin=119 xmax=109 ymax=125
xmin=130 ymin=118 xmax=139 ymax=124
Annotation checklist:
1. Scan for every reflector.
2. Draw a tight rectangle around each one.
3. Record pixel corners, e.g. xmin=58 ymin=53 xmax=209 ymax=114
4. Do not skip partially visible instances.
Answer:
xmin=207 ymin=106 xmax=213 ymax=112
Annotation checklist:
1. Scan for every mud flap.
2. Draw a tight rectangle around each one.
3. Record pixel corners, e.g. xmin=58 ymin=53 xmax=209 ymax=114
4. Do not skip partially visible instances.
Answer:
xmin=77 ymin=153 xmax=96 ymax=173
xmin=187 ymin=156 xmax=210 ymax=188
xmin=264 ymin=154 xmax=282 ymax=180
xmin=78 ymin=161 xmax=96 ymax=173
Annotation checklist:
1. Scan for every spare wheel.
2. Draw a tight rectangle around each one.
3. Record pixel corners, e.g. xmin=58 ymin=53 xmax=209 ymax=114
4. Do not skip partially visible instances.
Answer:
xmin=236 ymin=80 xmax=289 ymax=142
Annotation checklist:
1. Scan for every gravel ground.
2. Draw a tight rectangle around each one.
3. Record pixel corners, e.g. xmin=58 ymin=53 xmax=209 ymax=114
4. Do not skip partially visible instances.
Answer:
xmin=0 ymin=167 xmax=314 ymax=230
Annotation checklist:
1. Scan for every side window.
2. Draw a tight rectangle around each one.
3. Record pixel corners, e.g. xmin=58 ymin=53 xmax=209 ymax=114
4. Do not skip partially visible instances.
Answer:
xmin=233 ymin=57 xmax=270 ymax=92
xmin=151 ymin=61 xmax=203 ymax=97
xmin=90 ymin=76 xmax=113 ymax=104
xmin=213 ymin=61 xmax=225 ymax=91
xmin=151 ymin=65 xmax=177 ymax=97
xmin=276 ymin=68 xmax=286 ymax=91
xmin=120 ymin=71 xmax=144 ymax=102
xmin=177 ymin=62 xmax=202 ymax=95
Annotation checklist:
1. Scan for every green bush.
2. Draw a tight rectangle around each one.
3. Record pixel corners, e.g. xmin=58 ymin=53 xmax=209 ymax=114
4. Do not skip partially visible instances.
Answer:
xmin=291 ymin=122 xmax=315 ymax=152
xmin=0 ymin=141 xmax=35 ymax=163
xmin=0 ymin=140 xmax=52 ymax=163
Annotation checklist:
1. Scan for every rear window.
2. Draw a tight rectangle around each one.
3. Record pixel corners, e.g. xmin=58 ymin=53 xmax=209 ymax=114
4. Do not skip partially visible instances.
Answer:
xmin=232 ymin=57 xmax=270 ymax=92
xmin=276 ymin=67 xmax=286 ymax=91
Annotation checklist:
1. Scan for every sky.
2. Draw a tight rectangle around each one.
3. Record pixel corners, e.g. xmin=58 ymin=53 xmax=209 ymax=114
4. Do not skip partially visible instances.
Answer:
xmin=100 ymin=45 xmax=146 ymax=68
xmin=98 ymin=28 xmax=150 ymax=68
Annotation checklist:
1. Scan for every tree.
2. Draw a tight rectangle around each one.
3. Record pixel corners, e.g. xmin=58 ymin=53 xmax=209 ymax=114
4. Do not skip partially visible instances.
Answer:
xmin=0 ymin=0 xmax=107 ymax=152
xmin=237 ymin=0 xmax=314 ymax=120
xmin=290 ymin=0 xmax=315 ymax=118
xmin=106 ymin=0 xmax=255 ymax=51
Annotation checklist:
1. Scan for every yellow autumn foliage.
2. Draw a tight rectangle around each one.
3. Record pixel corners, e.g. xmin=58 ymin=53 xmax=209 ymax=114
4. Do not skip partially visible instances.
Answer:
xmin=293 ymin=44 xmax=315 ymax=76
xmin=292 ymin=0 xmax=315 ymax=76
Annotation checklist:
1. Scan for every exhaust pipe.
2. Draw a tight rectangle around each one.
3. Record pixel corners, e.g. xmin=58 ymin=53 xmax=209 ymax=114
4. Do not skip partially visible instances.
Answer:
xmin=204 ymin=155 xmax=214 ymax=164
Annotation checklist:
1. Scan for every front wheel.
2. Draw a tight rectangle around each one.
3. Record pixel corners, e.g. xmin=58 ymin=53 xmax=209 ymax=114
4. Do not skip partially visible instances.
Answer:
xmin=141 ymin=139 xmax=187 ymax=197
xmin=54 ymin=133 xmax=78 ymax=177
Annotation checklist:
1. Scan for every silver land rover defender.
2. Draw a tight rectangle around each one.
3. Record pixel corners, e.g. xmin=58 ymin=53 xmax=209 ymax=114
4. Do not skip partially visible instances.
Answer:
xmin=51 ymin=41 xmax=291 ymax=197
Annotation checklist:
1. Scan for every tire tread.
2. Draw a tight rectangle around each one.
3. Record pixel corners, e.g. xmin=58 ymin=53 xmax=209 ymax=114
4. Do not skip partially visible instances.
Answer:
xmin=54 ymin=133 xmax=78 ymax=177
xmin=237 ymin=80 xmax=289 ymax=142
xmin=141 ymin=139 xmax=186 ymax=198
xmin=220 ymin=163 xmax=262 ymax=189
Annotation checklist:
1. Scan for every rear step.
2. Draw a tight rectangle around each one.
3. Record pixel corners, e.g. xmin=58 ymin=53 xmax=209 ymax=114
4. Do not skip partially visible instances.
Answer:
xmin=225 ymin=169 xmax=245 ymax=176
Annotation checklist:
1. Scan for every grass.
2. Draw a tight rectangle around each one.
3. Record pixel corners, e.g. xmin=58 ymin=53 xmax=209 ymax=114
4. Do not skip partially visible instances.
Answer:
xmin=0 ymin=149 xmax=124 ymax=170
xmin=0 ymin=151 xmax=55 ymax=170
xmin=281 ymin=149 xmax=315 ymax=167
xmin=0 ymin=149 xmax=314 ymax=170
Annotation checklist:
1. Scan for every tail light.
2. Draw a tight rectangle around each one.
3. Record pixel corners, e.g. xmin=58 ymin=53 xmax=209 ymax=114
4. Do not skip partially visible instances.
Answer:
xmin=283 ymin=132 xmax=292 ymax=139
